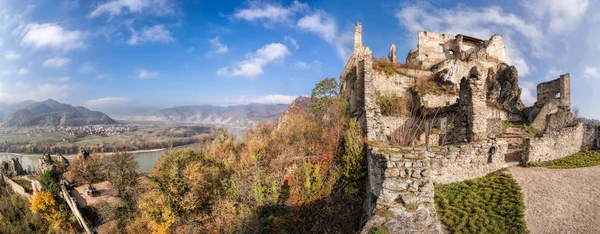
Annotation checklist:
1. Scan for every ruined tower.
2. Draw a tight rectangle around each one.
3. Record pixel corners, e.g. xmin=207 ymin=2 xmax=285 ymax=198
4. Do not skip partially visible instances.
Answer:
xmin=354 ymin=22 xmax=362 ymax=52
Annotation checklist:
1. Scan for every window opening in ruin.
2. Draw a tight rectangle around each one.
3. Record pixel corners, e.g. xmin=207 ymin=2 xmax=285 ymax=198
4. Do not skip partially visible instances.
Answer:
xmin=448 ymin=49 xmax=455 ymax=55
xmin=439 ymin=45 xmax=444 ymax=53
xmin=556 ymin=93 xmax=561 ymax=99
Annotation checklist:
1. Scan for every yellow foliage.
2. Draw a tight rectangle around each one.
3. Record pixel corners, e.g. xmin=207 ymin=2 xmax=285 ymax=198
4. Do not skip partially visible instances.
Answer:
xmin=138 ymin=189 xmax=177 ymax=234
xmin=29 ymin=191 xmax=58 ymax=216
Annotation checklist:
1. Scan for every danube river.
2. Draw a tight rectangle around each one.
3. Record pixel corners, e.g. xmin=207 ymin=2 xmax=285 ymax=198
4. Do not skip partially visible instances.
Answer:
xmin=0 ymin=145 xmax=197 ymax=173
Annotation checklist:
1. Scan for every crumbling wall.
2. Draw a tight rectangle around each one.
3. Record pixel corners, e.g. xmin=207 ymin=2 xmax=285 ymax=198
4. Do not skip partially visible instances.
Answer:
xmin=582 ymin=123 xmax=600 ymax=150
xmin=525 ymin=122 xmax=583 ymax=162
xmin=362 ymin=147 xmax=442 ymax=234
xmin=536 ymin=74 xmax=571 ymax=108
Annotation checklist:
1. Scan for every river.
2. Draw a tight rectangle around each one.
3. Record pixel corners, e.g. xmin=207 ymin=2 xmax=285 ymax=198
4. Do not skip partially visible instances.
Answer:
xmin=0 ymin=144 xmax=197 ymax=173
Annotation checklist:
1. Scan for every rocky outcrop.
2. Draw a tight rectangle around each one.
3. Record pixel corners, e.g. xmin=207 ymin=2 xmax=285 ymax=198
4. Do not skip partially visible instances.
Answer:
xmin=277 ymin=97 xmax=311 ymax=128
xmin=1 ymin=158 xmax=25 ymax=176
xmin=495 ymin=64 xmax=525 ymax=113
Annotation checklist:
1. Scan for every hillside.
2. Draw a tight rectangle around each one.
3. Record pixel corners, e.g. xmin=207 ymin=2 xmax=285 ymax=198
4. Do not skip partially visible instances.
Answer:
xmin=3 ymin=99 xmax=117 ymax=127
xmin=135 ymin=103 xmax=289 ymax=127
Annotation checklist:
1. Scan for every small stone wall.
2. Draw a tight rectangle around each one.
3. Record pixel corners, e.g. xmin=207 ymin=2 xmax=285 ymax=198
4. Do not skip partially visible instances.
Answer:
xmin=362 ymin=147 xmax=442 ymax=234
xmin=61 ymin=185 xmax=93 ymax=234
xmin=582 ymin=123 xmax=600 ymax=150
xmin=525 ymin=122 xmax=583 ymax=162
xmin=362 ymin=138 xmax=509 ymax=233
xmin=2 ymin=176 xmax=31 ymax=198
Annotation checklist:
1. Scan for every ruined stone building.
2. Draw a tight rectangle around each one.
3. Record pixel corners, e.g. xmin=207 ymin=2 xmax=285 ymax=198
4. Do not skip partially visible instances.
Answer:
xmin=339 ymin=23 xmax=599 ymax=234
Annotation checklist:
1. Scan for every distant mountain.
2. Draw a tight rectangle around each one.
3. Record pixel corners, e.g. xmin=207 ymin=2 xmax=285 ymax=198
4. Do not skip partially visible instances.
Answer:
xmin=134 ymin=103 xmax=289 ymax=128
xmin=0 ymin=100 xmax=36 ymax=122
xmin=3 ymin=99 xmax=117 ymax=127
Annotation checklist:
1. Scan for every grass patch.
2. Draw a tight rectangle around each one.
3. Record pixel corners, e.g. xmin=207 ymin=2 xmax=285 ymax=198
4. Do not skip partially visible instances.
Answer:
xmin=12 ymin=179 xmax=33 ymax=194
xmin=373 ymin=56 xmax=400 ymax=76
xmin=486 ymin=99 xmax=503 ymax=110
xmin=370 ymin=227 xmax=389 ymax=234
xmin=434 ymin=170 xmax=528 ymax=234
xmin=376 ymin=147 xmax=412 ymax=155
xmin=523 ymin=124 xmax=536 ymax=138
xmin=375 ymin=208 xmax=394 ymax=218
xmin=375 ymin=90 xmax=411 ymax=117
xmin=404 ymin=202 xmax=422 ymax=212
xmin=528 ymin=150 xmax=600 ymax=169
xmin=415 ymin=79 xmax=458 ymax=96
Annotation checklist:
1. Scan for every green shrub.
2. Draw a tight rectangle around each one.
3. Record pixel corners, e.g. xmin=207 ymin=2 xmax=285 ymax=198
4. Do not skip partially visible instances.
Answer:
xmin=375 ymin=90 xmax=410 ymax=117
xmin=370 ymin=227 xmax=389 ymax=234
xmin=39 ymin=170 xmax=61 ymax=194
xmin=434 ymin=170 xmax=528 ymax=234
xmin=373 ymin=56 xmax=399 ymax=76
xmin=528 ymin=150 xmax=600 ymax=168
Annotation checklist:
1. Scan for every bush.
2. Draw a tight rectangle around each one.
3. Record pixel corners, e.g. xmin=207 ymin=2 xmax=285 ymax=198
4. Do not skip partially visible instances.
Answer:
xmin=39 ymin=170 xmax=61 ymax=194
xmin=375 ymin=90 xmax=411 ymax=117
xmin=373 ymin=56 xmax=399 ymax=76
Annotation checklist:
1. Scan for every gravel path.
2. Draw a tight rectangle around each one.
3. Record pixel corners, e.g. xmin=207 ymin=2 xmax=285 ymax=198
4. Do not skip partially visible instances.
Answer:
xmin=510 ymin=166 xmax=600 ymax=234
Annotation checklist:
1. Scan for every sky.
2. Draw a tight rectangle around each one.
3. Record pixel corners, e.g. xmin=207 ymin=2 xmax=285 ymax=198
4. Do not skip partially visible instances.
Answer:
xmin=0 ymin=0 xmax=599 ymax=118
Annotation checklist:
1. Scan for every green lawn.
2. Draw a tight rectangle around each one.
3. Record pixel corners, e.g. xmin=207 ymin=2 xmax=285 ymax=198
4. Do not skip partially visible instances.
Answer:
xmin=434 ymin=170 xmax=528 ymax=234
xmin=528 ymin=150 xmax=600 ymax=169
xmin=12 ymin=179 xmax=33 ymax=194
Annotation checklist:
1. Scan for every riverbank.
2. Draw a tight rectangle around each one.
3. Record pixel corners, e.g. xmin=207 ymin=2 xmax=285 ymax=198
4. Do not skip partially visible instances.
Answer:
xmin=4 ymin=143 xmax=198 ymax=159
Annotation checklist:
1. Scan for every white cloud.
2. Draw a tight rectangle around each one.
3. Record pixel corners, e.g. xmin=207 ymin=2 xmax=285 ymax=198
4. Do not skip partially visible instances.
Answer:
xmin=217 ymin=43 xmax=290 ymax=78
xmin=522 ymin=0 xmax=589 ymax=34
xmin=128 ymin=24 xmax=173 ymax=45
xmin=137 ymin=69 xmax=158 ymax=79
xmin=225 ymin=94 xmax=299 ymax=105
xmin=284 ymin=36 xmax=299 ymax=49
xmin=233 ymin=1 xmax=307 ymax=26
xmin=209 ymin=37 xmax=229 ymax=54
xmin=89 ymin=0 xmax=175 ymax=18
xmin=0 ymin=81 xmax=68 ymax=103
xmin=295 ymin=60 xmax=321 ymax=70
xmin=297 ymin=11 xmax=352 ymax=60
xmin=79 ymin=61 xmax=96 ymax=73
xmin=583 ymin=66 xmax=600 ymax=79
xmin=20 ymin=23 xmax=86 ymax=51
xmin=17 ymin=68 xmax=29 ymax=75
xmin=58 ymin=77 xmax=71 ymax=82
xmin=43 ymin=57 xmax=71 ymax=68
xmin=545 ymin=67 xmax=565 ymax=81
xmin=4 ymin=51 xmax=21 ymax=61
xmin=519 ymin=80 xmax=537 ymax=106
xmin=84 ymin=97 xmax=129 ymax=109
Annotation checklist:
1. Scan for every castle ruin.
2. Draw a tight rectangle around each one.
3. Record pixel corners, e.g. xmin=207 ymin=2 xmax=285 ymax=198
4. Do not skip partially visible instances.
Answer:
xmin=339 ymin=23 xmax=598 ymax=233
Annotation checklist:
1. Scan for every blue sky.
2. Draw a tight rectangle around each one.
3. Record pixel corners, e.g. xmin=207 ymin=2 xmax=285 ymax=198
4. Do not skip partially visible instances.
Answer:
xmin=0 ymin=0 xmax=599 ymax=118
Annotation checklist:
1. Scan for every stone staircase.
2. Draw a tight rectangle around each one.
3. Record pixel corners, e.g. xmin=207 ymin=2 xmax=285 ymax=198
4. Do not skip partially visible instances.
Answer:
xmin=499 ymin=125 xmax=531 ymax=166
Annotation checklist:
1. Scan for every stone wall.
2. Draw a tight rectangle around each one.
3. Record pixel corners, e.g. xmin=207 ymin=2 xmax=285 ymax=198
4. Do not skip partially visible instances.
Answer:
xmin=2 ymin=176 xmax=31 ymax=198
xmin=362 ymin=147 xmax=442 ymax=234
xmin=582 ymin=123 xmax=600 ymax=150
xmin=362 ymin=138 xmax=509 ymax=233
xmin=525 ymin=122 xmax=583 ymax=162
xmin=61 ymin=185 xmax=93 ymax=234
xmin=536 ymin=74 xmax=571 ymax=108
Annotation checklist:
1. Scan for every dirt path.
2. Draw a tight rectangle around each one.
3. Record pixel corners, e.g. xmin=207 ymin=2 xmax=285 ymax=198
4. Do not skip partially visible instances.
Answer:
xmin=510 ymin=166 xmax=600 ymax=234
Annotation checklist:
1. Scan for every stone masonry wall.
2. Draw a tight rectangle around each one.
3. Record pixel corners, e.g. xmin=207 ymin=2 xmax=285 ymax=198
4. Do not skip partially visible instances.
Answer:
xmin=525 ymin=122 xmax=583 ymax=162
xmin=362 ymin=138 xmax=509 ymax=233
xmin=362 ymin=147 xmax=442 ymax=234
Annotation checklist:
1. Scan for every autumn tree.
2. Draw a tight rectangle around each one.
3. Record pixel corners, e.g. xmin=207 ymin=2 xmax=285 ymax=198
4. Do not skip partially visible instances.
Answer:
xmin=104 ymin=151 xmax=138 ymax=198
xmin=68 ymin=151 xmax=104 ymax=186
xmin=310 ymin=77 xmax=339 ymax=115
